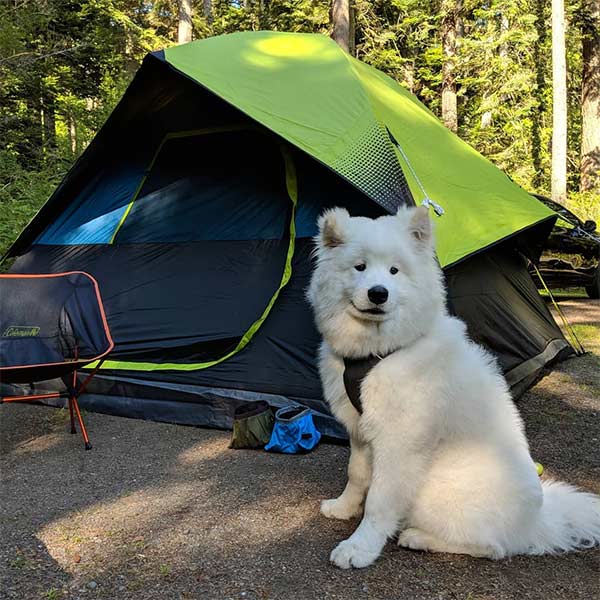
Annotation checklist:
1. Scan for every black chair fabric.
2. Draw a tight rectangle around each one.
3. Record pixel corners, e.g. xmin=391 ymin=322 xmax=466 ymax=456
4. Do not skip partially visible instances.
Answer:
xmin=0 ymin=272 xmax=113 ymax=383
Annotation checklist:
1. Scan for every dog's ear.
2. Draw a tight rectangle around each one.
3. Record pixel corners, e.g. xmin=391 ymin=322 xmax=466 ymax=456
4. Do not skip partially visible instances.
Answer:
xmin=408 ymin=206 xmax=432 ymax=246
xmin=317 ymin=208 xmax=349 ymax=249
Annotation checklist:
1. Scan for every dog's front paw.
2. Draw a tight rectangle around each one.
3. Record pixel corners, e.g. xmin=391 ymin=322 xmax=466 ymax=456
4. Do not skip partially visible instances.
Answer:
xmin=320 ymin=498 xmax=362 ymax=520
xmin=397 ymin=527 xmax=429 ymax=551
xmin=330 ymin=539 xmax=379 ymax=569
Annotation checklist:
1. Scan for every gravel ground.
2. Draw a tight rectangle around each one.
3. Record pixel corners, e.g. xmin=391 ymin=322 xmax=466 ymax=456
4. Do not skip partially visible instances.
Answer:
xmin=1 ymin=300 xmax=599 ymax=600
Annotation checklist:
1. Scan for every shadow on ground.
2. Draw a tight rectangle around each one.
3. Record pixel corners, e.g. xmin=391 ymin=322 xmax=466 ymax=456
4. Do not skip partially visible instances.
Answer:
xmin=1 ymin=312 xmax=599 ymax=600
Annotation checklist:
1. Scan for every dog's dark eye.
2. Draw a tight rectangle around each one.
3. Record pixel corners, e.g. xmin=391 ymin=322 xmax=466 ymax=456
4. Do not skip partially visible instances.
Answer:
xmin=354 ymin=263 xmax=366 ymax=272
xmin=390 ymin=266 xmax=399 ymax=275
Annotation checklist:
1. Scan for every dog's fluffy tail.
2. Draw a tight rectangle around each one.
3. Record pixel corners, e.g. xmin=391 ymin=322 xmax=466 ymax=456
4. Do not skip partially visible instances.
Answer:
xmin=521 ymin=480 xmax=600 ymax=555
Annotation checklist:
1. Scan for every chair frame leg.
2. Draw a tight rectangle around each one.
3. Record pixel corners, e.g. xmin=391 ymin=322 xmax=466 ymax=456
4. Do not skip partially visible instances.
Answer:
xmin=68 ymin=397 xmax=76 ymax=434
xmin=69 ymin=361 xmax=106 ymax=451
xmin=1 ymin=360 xmax=106 ymax=451
xmin=69 ymin=359 xmax=90 ymax=450
xmin=71 ymin=396 xmax=92 ymax=451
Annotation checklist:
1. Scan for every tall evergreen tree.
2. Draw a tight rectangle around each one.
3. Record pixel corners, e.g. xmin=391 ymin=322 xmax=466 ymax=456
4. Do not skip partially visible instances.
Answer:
xmin=331 ymin=0 xmax=352 ymax=53
xmin=580 ymin=0 xmax=600 ymax=192
xmin=178 ymin=0 xmax=193 ymax=43
xmin=552 ymin=0 xmax=568 ymax=202
xmin=203 ymin=0 xmax=213 ymax=23
xmin=440 ymin=0 xmax=461 ymax=132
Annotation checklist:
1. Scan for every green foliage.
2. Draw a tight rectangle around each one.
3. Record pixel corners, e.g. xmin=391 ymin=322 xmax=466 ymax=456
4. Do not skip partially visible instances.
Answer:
xmin=457 ymin=0 xmax=542 ymax=186
xmin=0 ymin=150 xmax=63 ymax=258
xmin=565 ymin=191 xmax=600 ymax=223
xmin=355 ymin=0 xmax=442 ymax=107
xmin=0 ymin=0 xmax=170 ymax=258
xmin=0 ymin=0 xmax=597 ymax=261
xmin=354 ymin=0 xmax=596 ymax=209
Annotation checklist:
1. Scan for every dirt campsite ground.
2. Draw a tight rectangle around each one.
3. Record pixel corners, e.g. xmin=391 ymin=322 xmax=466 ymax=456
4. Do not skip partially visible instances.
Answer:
xmin=1 ymin=298 xmax=599 ymax=600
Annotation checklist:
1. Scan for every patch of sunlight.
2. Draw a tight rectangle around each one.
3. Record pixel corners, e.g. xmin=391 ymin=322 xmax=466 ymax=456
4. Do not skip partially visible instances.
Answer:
xmin=254 ymin=34 xmax=334 ymax=60
xmin=242 ymin=35 xmax=339 ymax=71
xmin=572 ymin=323 xmax=599 ymax=343
xmin=572 ymin=323 xmax=600 ymax=356
xmin=534 ymin=354 xmax=600 ymax=408
xmin=37 ymin=474 xmax=317 ymax=574
xmin=535 ymin=366 xmax=578 ymax=390
xmin=12 ymin=433 xmax=64 ymax=456
xmin=49 ymin=203 xmax=129 ymax=245
xmin=240 ymin=51 xmax=281 ymax=70
xmin=177 ymin=435 xmax=229 ymax=465
xmin=38 ymin=482 xmax=201 ymax=568
xmin=540 ymin=287 xmax=587 ymax=299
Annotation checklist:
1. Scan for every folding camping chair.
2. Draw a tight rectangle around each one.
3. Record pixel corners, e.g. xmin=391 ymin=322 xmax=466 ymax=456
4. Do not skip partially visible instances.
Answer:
xmin=0 ymin=272 xmax=114 ymax=450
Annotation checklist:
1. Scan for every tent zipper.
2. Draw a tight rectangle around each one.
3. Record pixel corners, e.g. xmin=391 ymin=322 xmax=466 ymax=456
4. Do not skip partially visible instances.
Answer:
xmin=421 ymin=197 xmax=445 ymax=216
xmin=386 ymin=126 xmax=445 ymax=216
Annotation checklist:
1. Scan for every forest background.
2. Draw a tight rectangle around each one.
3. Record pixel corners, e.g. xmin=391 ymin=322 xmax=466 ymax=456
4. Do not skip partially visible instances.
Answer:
xmin=0 ymin=0 xmax=598 ymax=257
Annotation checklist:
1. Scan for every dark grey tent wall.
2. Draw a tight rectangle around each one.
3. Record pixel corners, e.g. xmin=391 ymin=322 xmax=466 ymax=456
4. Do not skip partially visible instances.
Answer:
xmin=445 ymin=244 xmax=573 ymax=397
xmin=10 ymin=242 xmax=572 ymax=441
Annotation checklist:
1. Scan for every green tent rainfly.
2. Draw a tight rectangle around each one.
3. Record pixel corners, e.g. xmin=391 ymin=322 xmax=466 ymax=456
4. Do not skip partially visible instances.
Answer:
xmin=165 ymin=32 xmax=554 ymax=267
xmin=4 ymin=32 xmax=571 ymax=439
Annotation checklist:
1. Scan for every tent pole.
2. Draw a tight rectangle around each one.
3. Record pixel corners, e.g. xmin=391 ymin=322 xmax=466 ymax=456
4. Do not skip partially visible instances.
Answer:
xmin=531 ymin=263 xmax=585 ymax=355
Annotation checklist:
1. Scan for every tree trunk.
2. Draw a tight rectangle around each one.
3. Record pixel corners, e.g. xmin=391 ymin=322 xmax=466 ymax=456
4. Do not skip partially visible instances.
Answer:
xmin=551 ymin=0 xmax=568 ymax=202
xmin=532 ymin=0 xmax=547 ymax=188
xmin=581 ymin=0 xmax=600 ymax=192
xmin=21 ymin=92 xmax=43 ymax=170
xmin=331 ymin=0 xmax=351 ymax=54
xmin=349 ymin=1 xmax=355 ymax=56
xmin=178 ymin=0 xmax=193 ymax=45
xmin=480 ymin=107 xmax=492 ymax=128
xmin=204 ymin=0 xmax=213 ymax=24
xmin=441 ymin=0 xmax=462 ymax=133
xmin=41 ymin=89 xmax=56 ymax=156
xmin=403 ymin=63 xmax=415 ymax=93
xmin=481 ymin=12 xmax=507 ymax=129
xmin=68 ymin=113 xmax=78 ymax=157
xmin=259 ymin=0 xmax=270 ymax=28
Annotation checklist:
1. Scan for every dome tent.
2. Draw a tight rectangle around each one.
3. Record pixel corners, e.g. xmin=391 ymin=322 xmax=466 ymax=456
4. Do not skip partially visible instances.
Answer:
xmin=5 ymin=32 xmax=573 ymax=438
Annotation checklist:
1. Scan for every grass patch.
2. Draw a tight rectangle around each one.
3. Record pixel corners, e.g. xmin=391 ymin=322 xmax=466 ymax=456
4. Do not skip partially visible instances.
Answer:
xmin=571 ymin=324 xmax=600 ymax=354
xmin=572 ymin=323 xmax=599 ymax=341
xmin=540 ymin=287 xmax=588 ymax=299
xmin=8 ymin=556 xmax=35 ymax=570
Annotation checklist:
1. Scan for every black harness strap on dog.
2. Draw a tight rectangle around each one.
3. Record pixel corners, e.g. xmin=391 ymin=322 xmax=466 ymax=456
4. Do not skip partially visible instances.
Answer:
xmin=343 ymin=354 xmax=387 ymax=414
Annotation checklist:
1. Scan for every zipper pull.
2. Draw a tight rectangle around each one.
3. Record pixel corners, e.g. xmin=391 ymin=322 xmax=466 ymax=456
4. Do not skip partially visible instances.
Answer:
xmin=421 ymin=197 xmax=445 ymax=216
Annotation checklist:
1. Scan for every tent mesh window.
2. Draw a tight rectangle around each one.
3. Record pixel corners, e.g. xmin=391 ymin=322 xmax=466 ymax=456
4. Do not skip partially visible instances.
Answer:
xmin=332 ymin=122 xmax=414 ymax=212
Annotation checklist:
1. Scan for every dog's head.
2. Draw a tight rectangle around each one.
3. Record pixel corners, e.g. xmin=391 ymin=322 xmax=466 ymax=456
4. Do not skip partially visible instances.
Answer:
xmin=307 ymin=206 xmax=446 ymax=356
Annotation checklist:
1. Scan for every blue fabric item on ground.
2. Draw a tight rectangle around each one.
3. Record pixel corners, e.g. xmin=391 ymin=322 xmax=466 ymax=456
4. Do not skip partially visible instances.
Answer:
xmin=264 ymin=405 xmax=321 ymax=454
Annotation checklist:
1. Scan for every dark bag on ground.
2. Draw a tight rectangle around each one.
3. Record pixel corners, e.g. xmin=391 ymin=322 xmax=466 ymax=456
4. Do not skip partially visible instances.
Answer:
xmin=229 ymin=401 xmax=275 ymax=449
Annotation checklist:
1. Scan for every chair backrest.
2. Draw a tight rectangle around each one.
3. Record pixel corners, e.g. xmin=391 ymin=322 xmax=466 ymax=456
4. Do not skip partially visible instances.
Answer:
xmin=0 ymin=272 xmax=113 ymax=383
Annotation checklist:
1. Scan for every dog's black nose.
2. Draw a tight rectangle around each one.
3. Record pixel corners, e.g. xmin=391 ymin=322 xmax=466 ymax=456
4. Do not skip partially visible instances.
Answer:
xmin=368 ymin=286 xmax=388 ymax=305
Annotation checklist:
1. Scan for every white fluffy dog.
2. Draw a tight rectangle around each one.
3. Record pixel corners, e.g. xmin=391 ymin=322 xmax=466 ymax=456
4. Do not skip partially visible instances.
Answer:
xmin=307 ymin=205 xmax=600 ymax=569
